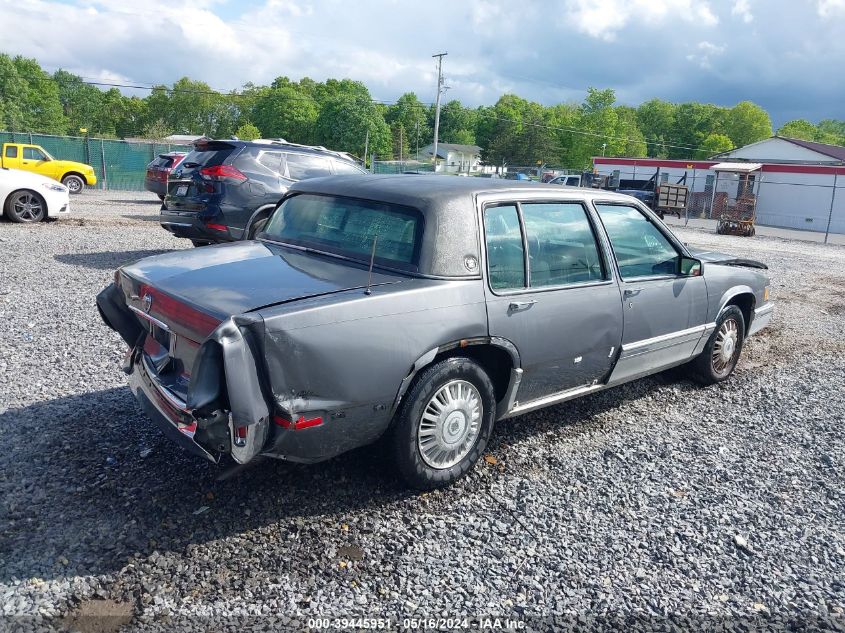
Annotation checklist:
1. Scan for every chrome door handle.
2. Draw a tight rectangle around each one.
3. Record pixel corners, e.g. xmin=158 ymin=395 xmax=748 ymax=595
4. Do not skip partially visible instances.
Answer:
xmin=623 ymin=288 xmax=643 ymax=298
xmin=508 ymin=299 xmax=537 ymax=311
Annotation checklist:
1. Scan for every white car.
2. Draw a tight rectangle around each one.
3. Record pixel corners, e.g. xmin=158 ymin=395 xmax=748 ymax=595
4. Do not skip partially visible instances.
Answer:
xmin=1 ymin=167 xmax=70 ymax=223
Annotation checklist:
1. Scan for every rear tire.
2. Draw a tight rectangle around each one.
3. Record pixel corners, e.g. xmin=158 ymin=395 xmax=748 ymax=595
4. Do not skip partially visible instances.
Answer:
xmin=4 ymin=190 xmax=46 ymax=223
xmin=389 ymin=357 xmax=496 ymax=490
xmin=62 ymin=174 xmax=84 ymax=194
xmin=689 ymin=305 xmax=745 ymax=385
xmin=190 ymin=239 xmax=210 ymax=248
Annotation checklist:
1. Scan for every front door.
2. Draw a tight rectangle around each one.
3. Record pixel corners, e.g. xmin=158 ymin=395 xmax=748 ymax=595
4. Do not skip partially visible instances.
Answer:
xmin=483 ymin=201 xmax=623 ymax=404
xmin=21 ymin=146 xmax=55 ymax=179
xmin=593 ymin=203 xmax=708 ymax=384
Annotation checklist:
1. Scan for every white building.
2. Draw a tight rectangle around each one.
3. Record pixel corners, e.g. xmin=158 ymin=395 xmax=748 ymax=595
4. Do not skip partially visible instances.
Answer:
xmin=592 ymin=136 xmax=845 ymax=234
xmin=419 ymin=143 xmax=482 ymax=174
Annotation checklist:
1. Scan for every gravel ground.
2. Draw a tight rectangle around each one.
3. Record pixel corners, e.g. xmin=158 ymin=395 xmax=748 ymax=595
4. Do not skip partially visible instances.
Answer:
xmin=1 ymin=190 xmax=843 ymax=632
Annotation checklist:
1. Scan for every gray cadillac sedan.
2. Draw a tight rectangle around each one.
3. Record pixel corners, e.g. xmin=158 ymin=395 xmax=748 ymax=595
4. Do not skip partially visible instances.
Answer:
xmin=97 ymin=176 xmax=773 ymax=489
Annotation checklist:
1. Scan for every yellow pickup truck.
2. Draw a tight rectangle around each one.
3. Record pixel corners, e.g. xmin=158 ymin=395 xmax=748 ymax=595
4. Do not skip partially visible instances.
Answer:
xmin=1 ymin=143 xmax=97 ymax=193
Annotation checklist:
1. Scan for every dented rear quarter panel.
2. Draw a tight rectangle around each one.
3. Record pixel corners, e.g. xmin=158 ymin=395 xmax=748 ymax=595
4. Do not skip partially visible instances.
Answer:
xmin=257 ymin=278 xmax=489 ymax=457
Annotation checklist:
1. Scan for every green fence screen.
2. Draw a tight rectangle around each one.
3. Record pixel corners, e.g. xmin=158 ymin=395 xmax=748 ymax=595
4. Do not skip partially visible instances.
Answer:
xmin=0 ymin=131 xmax=193 ymax=191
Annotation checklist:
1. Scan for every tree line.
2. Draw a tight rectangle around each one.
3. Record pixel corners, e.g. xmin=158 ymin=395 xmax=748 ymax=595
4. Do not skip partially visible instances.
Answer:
xmin=2 ymin=52 xmax=844 ymax=168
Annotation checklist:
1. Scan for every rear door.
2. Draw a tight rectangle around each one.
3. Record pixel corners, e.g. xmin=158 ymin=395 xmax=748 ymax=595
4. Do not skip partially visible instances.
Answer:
xmin=483 ymin=199 xmax=623 ymax=405
xmin=593 ymin=202 xmax=708 ymax=383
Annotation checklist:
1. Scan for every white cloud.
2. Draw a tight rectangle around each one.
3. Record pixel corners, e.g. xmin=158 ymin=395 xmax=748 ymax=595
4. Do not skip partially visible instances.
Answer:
xmin=817 ymin=0 xmax=845 ymax=15
xmin=565 ymin=0 xmax=717 ymax=40
xmin=732 ymin=0 xmax=753 ymax=23
xmin=686 ymin=40 xmax=726 ymax=69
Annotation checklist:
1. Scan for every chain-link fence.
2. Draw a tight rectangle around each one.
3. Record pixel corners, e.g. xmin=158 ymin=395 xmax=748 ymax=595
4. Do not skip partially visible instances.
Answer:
xmin=371 ymin=159 xmax=435 ymax=174
xmin=594 ymin=166 xmax=844 ymax=242
xmin=0 ymin=131 xmax=193 ymax=191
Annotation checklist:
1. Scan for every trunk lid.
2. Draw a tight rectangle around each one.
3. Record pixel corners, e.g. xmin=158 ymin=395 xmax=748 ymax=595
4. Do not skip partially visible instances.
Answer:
xmin=122 ymin=240 xmax=404 ymax=326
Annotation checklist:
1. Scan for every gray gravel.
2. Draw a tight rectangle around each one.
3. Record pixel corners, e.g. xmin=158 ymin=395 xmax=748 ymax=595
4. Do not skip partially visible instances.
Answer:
xmin=1 ymin=190 xmax=843 ymax=632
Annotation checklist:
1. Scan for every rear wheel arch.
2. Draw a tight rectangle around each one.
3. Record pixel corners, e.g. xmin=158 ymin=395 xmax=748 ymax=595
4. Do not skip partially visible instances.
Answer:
xmin=394 ymin=338 xmax=520 ymax=415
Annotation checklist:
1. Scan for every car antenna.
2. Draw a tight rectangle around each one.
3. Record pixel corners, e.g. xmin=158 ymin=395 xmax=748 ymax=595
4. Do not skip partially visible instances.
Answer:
xmin=365 ymin=235 xmax=378 ymax=295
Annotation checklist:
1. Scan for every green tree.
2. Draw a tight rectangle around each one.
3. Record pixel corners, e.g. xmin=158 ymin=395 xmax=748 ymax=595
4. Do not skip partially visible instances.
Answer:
xmin=142 ymin=119 xmax=171 ymax=141
xmin=234 ymin=122 xmax=261 ymax=141
xmin=252 ymin=85 xmax=318 ymax=144
xmin=53 ymin=69 xmax=103 ymax=134
xmin=636 ymin=98 xmax=677 ymax=158
xmin=777 ymin=119 xmax=817 ymax=141
xmin=0 ymin=54 xmax=65 ymax=133
xmin=385 ymin=92 xmax=429 ymax=156
xmin=700 ymin=133 xmax=734 ymax=157
xmin=314 ymin=93 xmax=391 ymax=159
xmin=438 ymin=100 xmax=477 ymax=145
xmin=670 ymin=102 xmax=728 ymax=159
xmin=724 ymin=101 xmax=771 ymax=148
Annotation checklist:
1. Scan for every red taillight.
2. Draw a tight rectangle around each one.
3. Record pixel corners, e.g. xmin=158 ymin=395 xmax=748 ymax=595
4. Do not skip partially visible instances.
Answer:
xmin=205 ymin=223 xmax=228 ymax=232
xmin=200 ymin=164 xmax=247 ymax=182
xmin=138 ymin=284 xmax=221 ymax=338
xmin=273 ymin=415 xmax=323 ymax=430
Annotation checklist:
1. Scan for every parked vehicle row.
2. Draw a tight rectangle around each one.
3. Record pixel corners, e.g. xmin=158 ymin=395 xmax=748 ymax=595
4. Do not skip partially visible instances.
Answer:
xmin=158 ymin=138 xmax=367 ymax=246
xmin=144 ymin=151 xmax=186 ymax=200
xmin=2 ymin=142 xmax=96 ymax=193
xmin=97 ymin=175 xmax=772 ymax=489
xmin=0 ymin=167 xmax=70 ymax=223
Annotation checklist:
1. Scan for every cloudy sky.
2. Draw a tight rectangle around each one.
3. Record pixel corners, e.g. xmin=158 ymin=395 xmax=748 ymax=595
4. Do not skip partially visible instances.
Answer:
xmin=1 ymin=0 xmax=844 ymax=126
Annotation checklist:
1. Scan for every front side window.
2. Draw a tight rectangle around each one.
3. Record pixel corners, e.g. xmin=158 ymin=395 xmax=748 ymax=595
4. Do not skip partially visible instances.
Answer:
xmin=263 ymin=194 xmax=422 ymax=269
xmin=23 ymin=147 xmax=47 ymax=161
xmin=285 ymin=153 xmax=332 ymax=180
xmin=521 ymin=203 xmax=606 ymax=287
xmin=484 ymin=205 xmax=525 ymax=290
xmin=595 ymin=204 xmax=680 ymax=278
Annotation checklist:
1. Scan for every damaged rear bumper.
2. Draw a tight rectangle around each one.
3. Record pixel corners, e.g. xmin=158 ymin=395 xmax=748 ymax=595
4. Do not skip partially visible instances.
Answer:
xmin=127 ymin=349 xmax=218 ymax=462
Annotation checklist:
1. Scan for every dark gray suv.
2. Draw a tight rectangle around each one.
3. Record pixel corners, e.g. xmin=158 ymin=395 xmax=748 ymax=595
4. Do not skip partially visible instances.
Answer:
xmin=159 ymin=139 xmax=367 ymax=246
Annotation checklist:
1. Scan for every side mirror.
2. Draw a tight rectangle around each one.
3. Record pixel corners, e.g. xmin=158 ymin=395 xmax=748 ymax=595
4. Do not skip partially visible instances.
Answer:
xmin=680 ymin=256 xmax=703 ymax=277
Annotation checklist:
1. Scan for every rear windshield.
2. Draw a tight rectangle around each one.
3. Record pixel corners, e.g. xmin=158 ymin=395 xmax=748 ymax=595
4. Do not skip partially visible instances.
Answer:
xmin=263 ymin=194 xmax=423 ymax=270
xmin=181 ymin=144 xmax=235 ymax=168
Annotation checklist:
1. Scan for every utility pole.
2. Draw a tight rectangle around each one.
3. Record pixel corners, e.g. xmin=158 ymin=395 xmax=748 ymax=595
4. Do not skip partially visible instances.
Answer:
xmin=363 ymin=129 xmax=369 ymax=172
xmin=432 ymin=52 xmax=447 ymax=172
xmin=399 ymin=125 xmax=404 ymax=168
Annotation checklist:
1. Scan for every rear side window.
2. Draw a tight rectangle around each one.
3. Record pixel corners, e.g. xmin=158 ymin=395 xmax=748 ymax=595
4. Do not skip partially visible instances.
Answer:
xmin=521 ymin=203 xmax=606 ymax=287
xmin=263 ymin=194 xmax=422 ymax=269
xmin=5 ymin=146 xmax=18 ymax=158
xmin=484 ymin=205 xmax=525 ymax=290
xmin=286 ymin=153 xmax=332 ymax=180
xmin=333 ymin=160 xmax=366 ymax=175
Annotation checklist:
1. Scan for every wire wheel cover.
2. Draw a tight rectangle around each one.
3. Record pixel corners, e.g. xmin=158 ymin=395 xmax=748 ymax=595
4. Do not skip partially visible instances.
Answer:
xmin=417 ymin=379 xmax=482 ymax=469
xmin=712 ymin=318 xmax=739 ymax=374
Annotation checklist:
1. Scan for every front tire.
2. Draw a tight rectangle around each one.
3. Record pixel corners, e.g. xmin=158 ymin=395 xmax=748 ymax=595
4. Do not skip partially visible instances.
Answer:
xmin=62 ymin=174 xmax=84 ymax=194
xmin=390 ymin=357 xmax=496 ymax=490
xmin=5 ymin=190 xmax=46 ymax=223
xmin=690 ymin=305 xmax=745 ymax=385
